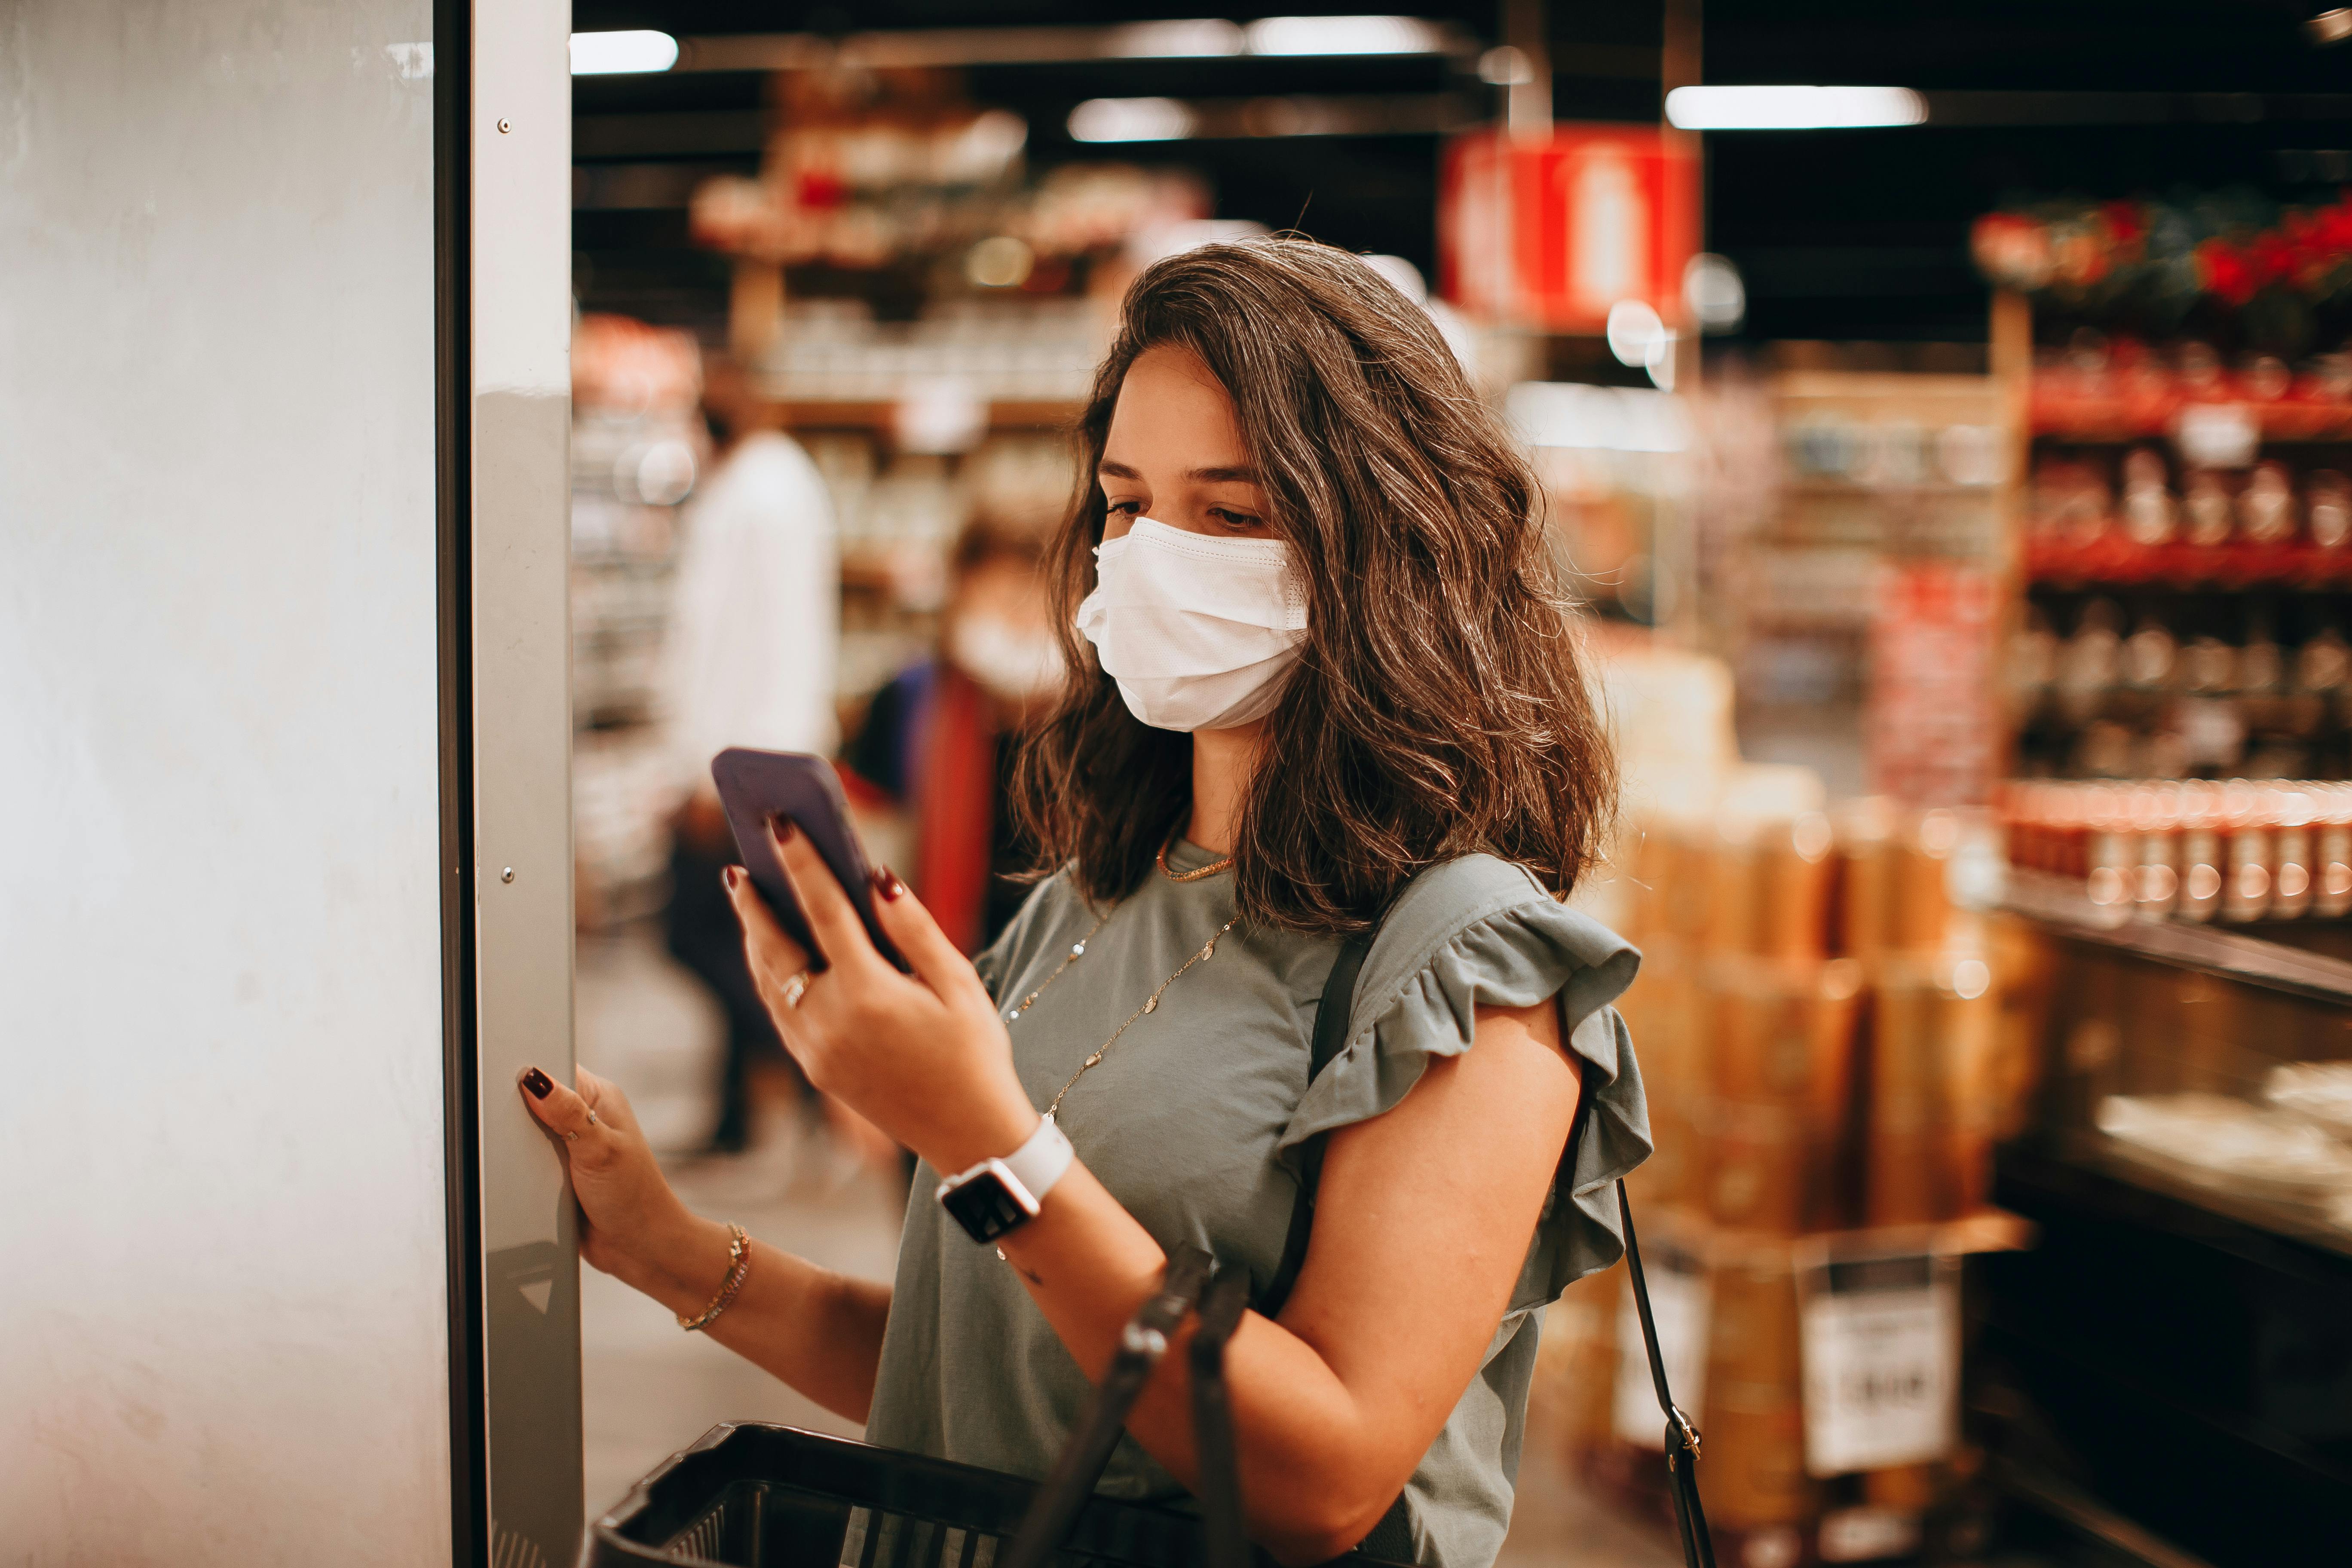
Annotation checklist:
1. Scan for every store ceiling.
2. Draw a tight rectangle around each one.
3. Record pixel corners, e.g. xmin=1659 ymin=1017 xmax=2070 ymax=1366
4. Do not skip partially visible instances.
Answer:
xmin=571 ymin=1 xmax=2352 ymax=347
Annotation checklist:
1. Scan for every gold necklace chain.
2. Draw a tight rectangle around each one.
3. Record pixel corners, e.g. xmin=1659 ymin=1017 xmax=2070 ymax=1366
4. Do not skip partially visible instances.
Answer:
xmin=1041 ymin=914 xmax=1238 ymax=1123
xmin=1157 ymin=840 xmax=1235 ymax=882
xmin=1003 ymin=907 xmax=1114 ymax=1023
xmin=1001 ymin=839 xmax=1232 ymax=1024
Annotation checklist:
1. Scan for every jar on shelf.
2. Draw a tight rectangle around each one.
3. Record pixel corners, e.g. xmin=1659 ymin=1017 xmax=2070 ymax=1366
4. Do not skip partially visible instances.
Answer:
xmin=2082 ymin=787 xmax=2135 ymax=911
xmin=2177 ymin=781 xmax=2225 ymax=923
xmin=2272 ymin=789 xmax=2317 ymax=920
xmin=2131 ymin=782 xmax=2183 ymax=916
xmin=2184 ymin=471 xmax=2236 ymax=547
xmin=2307 ymin=470 xmax=2352 ymax=549
xmin=2239 ymin=460 xmax=2300 ymax=545
xmin=2319 ymin=784 xmax=2352 ymax=919
xmin=2119 ymin=445 xmax=2177 ymax=546
xmin=2220 ymin=781 xmax=2273 ymax=924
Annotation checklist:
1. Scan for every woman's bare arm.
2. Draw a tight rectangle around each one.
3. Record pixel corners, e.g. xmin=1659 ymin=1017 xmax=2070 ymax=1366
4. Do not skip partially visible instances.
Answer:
xmin=997 ymin=997 xmax=1581 ymax=1564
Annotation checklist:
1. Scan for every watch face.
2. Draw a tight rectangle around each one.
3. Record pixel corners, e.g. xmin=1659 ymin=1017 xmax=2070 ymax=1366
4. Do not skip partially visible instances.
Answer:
xmin=940 ymin=1168 xmax=1037 ymax=1243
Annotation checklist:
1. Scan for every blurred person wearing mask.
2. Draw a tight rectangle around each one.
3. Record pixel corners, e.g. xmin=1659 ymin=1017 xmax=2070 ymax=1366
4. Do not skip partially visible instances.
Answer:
xmin=659 ymin=353 xmax=838 ymax=1154
xmin=846 ymin=523 xmax=1059 ymax=952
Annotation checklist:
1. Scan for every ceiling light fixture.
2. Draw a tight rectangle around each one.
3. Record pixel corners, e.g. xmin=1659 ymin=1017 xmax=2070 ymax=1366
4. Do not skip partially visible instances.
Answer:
xmin=1242 ymin=15 xmax=1445 ymax=56
xmin=1106 ymin=19 xmax=1246 ymax=57
xmin=1067 ymin=97 xmax=1198 ymax=143
xmin=1664 ymin=85 xmax=1926 ymax=130
xmin=570 ymin=30 xmax=679 ymax=75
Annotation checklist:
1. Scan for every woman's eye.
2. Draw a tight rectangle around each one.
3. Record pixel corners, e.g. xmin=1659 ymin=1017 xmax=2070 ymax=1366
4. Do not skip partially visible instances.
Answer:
xmin=1106 ymin=499 xmax=1142 ymax=517
xmin=1209 ymin=508 xmax=1261 ymax=531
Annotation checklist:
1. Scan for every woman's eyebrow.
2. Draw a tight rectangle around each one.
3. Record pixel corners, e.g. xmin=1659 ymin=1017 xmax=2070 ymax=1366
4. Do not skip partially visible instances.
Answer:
xmin=1187 ymin=465 xmax=1260 ymax=484
xmin=1097 ymin=459 xmax=1142 ymax=480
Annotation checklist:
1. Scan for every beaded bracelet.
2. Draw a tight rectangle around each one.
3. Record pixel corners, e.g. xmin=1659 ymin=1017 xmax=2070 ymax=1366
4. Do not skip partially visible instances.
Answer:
xmin=678 ymin=1223 xmax=751 ymax=1332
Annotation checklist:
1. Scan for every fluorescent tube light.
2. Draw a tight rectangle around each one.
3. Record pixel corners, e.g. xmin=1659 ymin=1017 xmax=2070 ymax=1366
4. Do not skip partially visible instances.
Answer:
xmin=1665 ymin=85 xmax=1925 ymax=130
xmin=1068 ymin=97 xmax=1197 ymax=143
xmin=1106 ymin=20 xmax=1246 ymax=57
xmin=1243 ymin=15 xmax=1446 ymax=56
xmin=570 ymin=30 xmax=680 ymax=75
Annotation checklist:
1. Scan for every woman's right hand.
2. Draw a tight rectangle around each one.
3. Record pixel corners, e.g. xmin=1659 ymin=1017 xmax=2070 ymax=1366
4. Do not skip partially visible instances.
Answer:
xmin=517 ymin=1063 xmax=727 ymax=1300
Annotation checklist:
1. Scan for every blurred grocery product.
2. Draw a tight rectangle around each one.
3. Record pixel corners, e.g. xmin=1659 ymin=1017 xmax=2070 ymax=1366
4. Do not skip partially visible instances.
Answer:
xmin=2263 ymin=1059 xmax=2352 ymax=1140
xmin=2098 ymin=1091 xmax=2352 ymax=1197
xmin=1574 ymin=768 xmax=2025 ymax=1559
xmin=2000 ymin=778 xmax=2352 ymax=925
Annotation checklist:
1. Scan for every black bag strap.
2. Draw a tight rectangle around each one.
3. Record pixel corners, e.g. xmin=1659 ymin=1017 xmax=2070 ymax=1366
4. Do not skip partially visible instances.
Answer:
xmin=1266 ymin=927 xmax=1713 ymax=1568
xmin=1000 ymin=1248 xmax=1215 ymax=1568
xmin=1260 ymin=930 xmax=1375 ymax=1320
xmin=1013 ymin=939 xmax=1713 ymax=1568
xmin=1619 ymin=1180 xmax=1715 ymax=1568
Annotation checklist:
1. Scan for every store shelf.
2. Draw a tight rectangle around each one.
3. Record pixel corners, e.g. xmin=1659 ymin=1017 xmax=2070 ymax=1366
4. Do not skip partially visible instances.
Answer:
xmin=2026 ymin=536 xmax=2352 ymax=589
xmin=1983 ymin=1138 xmax=2352 ymax=1568
xmin=2033 ymin=404 xmax=2352 ymax=444
xmin=2064 ymin=1130 xmax=2352 ymax=1262
xmin=2002 ymin=868 xmax=2352 ymax=1006
xmin=1782 ymin=479 xmax=1996 ymax=497
xmin=1631 ymin=1201 xmax=2034 ymax=1265
xmin=1988 ymin=1460 xmax=2220 ymax=1568
xmin=758 ymin=397 xmax=1082 ymax=432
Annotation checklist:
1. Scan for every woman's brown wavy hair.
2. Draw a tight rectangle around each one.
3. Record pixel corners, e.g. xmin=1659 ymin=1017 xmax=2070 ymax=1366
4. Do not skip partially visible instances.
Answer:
xmin=1011 ymin=237 xmax=1615 ymax=934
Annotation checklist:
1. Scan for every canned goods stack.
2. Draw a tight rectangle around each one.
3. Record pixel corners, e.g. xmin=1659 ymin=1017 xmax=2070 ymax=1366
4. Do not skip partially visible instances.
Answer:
xmin=1998 ymin=778 xmax=2352 ymax=924
xmin=1565 ymin=789 xmax=2026 ymax=1566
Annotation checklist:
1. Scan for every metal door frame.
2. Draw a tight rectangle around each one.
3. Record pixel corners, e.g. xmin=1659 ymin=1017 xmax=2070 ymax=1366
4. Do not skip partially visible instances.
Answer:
xmin=438 ymin=2 xmax=582 ymax=1562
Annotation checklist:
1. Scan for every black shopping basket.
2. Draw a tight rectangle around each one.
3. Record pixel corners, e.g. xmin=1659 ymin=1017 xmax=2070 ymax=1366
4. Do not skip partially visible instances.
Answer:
xmin=579 ymin=1422 xmax=1214 ymax=1568
xmin=582 ymin=1250 xmax=1298 ymax=1568
xmin=585 ymin=1198 xmax=1709 ymax=1568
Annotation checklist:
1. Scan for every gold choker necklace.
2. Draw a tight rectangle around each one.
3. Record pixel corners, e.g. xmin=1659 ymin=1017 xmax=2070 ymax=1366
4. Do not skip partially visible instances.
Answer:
xmin=1158 ymin=840 xmax=1235 ymax=882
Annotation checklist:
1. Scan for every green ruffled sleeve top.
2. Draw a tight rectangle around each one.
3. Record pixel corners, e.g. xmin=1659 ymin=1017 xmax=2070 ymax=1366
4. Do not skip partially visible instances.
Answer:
xmin=865 ymin=847 xmax=1650 ymax=1568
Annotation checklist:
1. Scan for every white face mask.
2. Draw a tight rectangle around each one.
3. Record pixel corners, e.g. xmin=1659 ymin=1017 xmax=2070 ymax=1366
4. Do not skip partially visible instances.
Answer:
xmin=1074 ymin=518 xmax=1308 ymax=731
xmin=947 ymin=614 xmax=1061 ymax=703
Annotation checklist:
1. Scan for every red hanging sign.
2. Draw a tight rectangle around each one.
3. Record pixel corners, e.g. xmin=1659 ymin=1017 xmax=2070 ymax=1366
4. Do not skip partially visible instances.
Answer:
xmin=1439 ymin=126 xmax=1700 ymax=332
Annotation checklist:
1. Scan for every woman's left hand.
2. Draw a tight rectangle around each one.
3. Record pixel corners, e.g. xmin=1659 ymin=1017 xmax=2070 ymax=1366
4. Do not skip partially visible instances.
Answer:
xmin=724 ymin=820 xmax=1039 ymax=1174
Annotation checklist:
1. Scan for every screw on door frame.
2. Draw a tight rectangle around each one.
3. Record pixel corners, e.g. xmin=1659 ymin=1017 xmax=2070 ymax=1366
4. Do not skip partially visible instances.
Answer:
xmin=501 ymin=867 xmax=516 ymax=883
xmin=496 ymin=117 xmax=512 ymax=133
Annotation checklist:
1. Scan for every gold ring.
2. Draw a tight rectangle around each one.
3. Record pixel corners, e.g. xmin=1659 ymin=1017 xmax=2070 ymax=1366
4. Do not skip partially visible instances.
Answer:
xmin=780 ymin=969 xmax=813 ymax=1009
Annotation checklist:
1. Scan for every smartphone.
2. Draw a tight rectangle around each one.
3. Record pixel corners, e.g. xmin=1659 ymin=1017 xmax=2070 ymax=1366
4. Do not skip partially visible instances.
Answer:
xmin=710 ymin=747 xmax=910 ymax=974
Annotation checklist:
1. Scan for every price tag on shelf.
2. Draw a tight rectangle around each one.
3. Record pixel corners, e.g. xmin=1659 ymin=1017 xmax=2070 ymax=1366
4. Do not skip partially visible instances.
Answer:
xmin=1798 ymin=1252 xmax=1958 ymax=1476
xmin=1611 ymin=1243 xmax=1709 ymax=1449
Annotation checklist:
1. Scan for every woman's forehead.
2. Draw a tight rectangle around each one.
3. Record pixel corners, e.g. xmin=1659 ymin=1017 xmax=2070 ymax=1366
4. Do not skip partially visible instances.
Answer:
xmin=1103 ymin=346 xmax=1249 ymax=471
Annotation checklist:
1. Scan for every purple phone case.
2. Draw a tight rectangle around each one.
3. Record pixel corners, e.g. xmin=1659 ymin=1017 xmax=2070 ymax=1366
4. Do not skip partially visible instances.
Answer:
xmin=710 ymin=747 xmax=910 ymax=974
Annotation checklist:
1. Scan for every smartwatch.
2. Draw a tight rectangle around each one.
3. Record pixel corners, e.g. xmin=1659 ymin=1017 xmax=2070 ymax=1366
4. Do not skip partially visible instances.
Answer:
xmin=936 ymin=1116 xmax=1075 ymax=1244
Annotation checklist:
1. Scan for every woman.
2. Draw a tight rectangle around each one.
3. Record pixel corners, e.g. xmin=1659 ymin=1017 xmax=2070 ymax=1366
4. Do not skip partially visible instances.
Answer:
xmin=520 ymin=238 xmax=1648 ymax=1567
xmin=844 ymin=519 xmax=1059 ymax=952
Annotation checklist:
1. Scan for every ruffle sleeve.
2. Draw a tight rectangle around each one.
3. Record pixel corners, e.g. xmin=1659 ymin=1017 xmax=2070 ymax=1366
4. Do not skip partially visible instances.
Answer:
xmin=1274 ymin=856 xmax=1651 ymax=1310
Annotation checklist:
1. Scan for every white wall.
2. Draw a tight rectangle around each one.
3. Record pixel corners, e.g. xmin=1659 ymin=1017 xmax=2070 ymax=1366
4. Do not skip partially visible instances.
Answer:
xmin=0 ymin=3 xmax=452 ymax=1562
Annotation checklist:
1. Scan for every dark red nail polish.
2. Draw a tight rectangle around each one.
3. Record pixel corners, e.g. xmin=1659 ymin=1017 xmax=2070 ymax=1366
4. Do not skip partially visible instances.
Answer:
xmin=521 ymin=1067 xmax=553 ymax=1099
xmin=721 ymin=866 xmax=741 ymax=892
xmin=871 ymin=864 xmax=906 ymax=902
xmin=770 ymin=815 xmax=795 ymax=843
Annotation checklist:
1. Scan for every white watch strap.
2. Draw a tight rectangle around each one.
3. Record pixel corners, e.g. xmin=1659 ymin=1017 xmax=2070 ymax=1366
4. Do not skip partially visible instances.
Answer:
xmin=998 ymin=1115 xmax=1074 ymax=1207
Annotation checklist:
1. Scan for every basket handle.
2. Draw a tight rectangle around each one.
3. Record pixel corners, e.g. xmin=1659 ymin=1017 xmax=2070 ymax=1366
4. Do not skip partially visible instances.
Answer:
xmin=1188 ymin=1266 xmax=1254 ymax=1568
xmin=999 ymin=1248 xmax=1215 ymax=1568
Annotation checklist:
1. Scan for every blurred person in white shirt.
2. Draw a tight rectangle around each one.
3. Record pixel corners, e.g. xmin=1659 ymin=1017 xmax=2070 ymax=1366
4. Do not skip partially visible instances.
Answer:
xmin=659 ymin=353 xmax=838 ymax=1153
